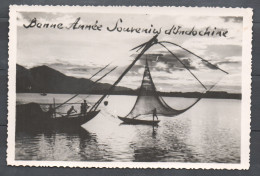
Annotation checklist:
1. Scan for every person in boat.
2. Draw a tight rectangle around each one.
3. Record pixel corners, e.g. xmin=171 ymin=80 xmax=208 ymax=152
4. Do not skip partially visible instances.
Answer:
xmin=83 ymin=100 xmax=89 ymax=115
xmin=67 ymin=106 xmax=77 ymax=117
xmin=152 ymin=108 xmax=158 ymax=121
xmin=48 ymin=104 xmax=55 ymax=118
xmin=80 ymin=103 xmax=84 ymax=114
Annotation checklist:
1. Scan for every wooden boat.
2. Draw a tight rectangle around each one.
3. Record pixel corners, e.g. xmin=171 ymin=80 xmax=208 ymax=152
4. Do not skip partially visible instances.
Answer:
xmin=16 ymin=103 xmax=100 ymax=130
xmin=45 ymin=111 xmax=100 ymax=128
xmin=118 ymin=116 xmax=159 ymax=126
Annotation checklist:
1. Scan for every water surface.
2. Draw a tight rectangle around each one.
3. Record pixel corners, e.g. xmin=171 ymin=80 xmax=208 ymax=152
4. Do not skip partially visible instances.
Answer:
xmin=16 ymin=93 xmax=241 ymax=163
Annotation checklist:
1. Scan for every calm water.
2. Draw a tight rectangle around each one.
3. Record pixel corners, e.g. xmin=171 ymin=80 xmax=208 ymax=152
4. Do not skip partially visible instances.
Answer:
xmin=16 ymin=93 xmax=241 ymax=163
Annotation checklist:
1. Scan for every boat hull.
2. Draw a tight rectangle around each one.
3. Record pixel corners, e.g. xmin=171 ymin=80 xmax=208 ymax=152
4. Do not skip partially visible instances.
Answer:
xmin=46 ymin=111 xmax=100 ymax=128
xmin=16 ymin=103 xmax=100 ymax=130
xmin=118 ymin=116 xmax=160 ymax=126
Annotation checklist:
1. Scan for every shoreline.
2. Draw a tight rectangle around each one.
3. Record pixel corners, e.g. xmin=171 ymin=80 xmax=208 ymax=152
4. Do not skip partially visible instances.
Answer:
xmin=16 ymin=91 xmax=242 ymax=100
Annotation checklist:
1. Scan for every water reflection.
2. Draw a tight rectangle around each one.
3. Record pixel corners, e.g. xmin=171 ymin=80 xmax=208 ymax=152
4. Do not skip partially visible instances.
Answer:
xmin=16 ymin=127 xmax=103 ymax=161
xmin=152 ymin=125 xmax=158 ymax=138
xmin=131 ymin=123 xmax=199 ymax=162
xmin=15 ymin=94 xmax=241 ymax=163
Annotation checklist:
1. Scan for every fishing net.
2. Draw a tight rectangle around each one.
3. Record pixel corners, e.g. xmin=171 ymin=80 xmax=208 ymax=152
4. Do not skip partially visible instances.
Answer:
xmin=125 ymin=60 xmax=199 ymax=118
xmin=92 ymin=36 xmax=229 ymax=118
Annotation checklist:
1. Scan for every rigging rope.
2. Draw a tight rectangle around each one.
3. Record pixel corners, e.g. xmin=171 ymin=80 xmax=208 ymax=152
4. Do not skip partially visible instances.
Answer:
xmin=158 ymin=42 xmax=208 ymax=90
xmin=89 ymin=62 xmax=112 ymax=80
xmin=89 ymin=35 xmax=159 ymax=112
xmin=64 ymin=34 xmax=228 ymax=117
xmin=159 ymin=41 xmax=229 ymax=74
xmin=125 ymin=59 xmax=202 ymax=118
xmin=72 ymin=66 xmax=118 ymax=105
xmin=54 ymin=66 xmax=118 ymax=109
xmin=89 ymin=34 xmax=228 ymax=113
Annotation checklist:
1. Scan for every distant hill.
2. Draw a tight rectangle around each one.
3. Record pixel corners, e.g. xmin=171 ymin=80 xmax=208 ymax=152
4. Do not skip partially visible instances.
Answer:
xmin=17 ymin=64 xmax=34 ymax=92
xmin=16 ymin=64 xmax=134 ymax=94
xmin=16 ymin=64 xmax=241 ymax=99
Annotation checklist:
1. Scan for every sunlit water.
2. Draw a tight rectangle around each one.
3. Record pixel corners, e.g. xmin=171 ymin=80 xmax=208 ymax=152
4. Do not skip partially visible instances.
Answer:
xmin=16 ymin=93 xmax=241 ymax=163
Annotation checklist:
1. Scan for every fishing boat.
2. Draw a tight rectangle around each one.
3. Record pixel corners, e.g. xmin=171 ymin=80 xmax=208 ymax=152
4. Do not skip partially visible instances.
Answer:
xmin=16 ymin=62 xmax=118 ymax=130
xmin=16 ymin=102 xmax=100 ymax=130
xmin=46 ymin=109 xmax=101 ymax=128
xmin=118 ymin=116 xmax=160 ymax=126
xmin=89 ymin=34 xmax=228 ymax=126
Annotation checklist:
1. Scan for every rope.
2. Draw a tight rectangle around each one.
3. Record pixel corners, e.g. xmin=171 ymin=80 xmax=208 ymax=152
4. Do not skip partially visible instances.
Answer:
xmin=158 ymin=42 xmax=208 ymax=90
xmin=159 ymin=41 xmax=229 ymax=74
xmin=54 ymin=66 xmax=118 ymax=109
xmin=72 ymin=66 xmax=118 ymax=104
xmin=89 ymin=62 xmax=112 ymax=80
xmin=90 ymin=35 xmax=159 ymax=112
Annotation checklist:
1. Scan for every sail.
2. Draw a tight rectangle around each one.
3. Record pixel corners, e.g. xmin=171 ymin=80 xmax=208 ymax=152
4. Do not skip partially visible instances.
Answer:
xmin=125 ymin=60 xmax=199 ymax=118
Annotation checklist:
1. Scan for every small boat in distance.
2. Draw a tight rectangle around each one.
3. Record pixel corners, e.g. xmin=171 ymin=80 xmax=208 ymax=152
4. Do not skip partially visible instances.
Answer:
xmin=40 ymin=92 xmax=47 ymax=96
xmin=118 ymin=116 xmax=160 ymax=126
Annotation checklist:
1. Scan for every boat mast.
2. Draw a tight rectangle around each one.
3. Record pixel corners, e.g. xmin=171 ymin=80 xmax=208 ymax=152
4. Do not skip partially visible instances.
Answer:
xmin=90 ymin=35 xmax=159 ymax=112
xmin=53 ymin=97 xmax=56 ymax=118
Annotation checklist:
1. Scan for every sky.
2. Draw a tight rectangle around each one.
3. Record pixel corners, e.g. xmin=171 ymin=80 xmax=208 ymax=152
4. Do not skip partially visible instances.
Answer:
xmin=16 ymin=12 xmax=243 ymax=93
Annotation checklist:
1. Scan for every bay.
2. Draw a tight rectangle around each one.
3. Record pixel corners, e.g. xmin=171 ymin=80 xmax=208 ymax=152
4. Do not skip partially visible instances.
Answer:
xmin=15 ymin=93 xmax=241 ymax=163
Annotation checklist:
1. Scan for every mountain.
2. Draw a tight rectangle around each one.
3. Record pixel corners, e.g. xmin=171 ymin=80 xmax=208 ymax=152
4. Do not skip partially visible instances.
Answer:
xmin=16 ymin=64 xmax=134 ymax=94
xmin=16 ymin=64 xmax=241 ymax=99
xmin=16 ymin=64 xmax=34 ymax=92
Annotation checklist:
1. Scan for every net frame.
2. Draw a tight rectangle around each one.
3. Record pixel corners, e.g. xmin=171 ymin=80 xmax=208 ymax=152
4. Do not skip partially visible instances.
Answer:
xmin=125 ymin=59 xmax=200 ymax=119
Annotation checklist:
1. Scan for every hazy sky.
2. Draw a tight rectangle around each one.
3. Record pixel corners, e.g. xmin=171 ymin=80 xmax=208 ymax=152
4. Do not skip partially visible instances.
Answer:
xmin=16 ymin=12 xmax=243 ymax=93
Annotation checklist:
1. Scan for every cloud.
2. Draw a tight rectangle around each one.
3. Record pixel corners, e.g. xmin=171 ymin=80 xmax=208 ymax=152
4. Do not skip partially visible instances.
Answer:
xmin=221 ymin=16 xmax=243 ymax=23
xmin=17 ymin=12 xmax=30 ymax=27
xmin=17 ymin=12 xmax=242 ymax=93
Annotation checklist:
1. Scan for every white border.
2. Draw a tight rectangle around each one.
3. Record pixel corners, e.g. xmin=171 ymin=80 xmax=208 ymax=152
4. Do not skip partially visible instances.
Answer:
xmin=7 ymin=5 xmax=253 ymax=169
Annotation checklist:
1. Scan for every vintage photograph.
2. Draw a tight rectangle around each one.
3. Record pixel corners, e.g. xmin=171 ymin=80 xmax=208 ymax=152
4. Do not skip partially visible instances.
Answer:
xmin=7 ymin=6 xmax=252 ymax=169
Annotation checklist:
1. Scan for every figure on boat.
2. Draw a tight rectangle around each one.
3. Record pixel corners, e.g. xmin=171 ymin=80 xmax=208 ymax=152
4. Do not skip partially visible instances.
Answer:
xmin=80 ymin=100 xmax=90 ymax=115
xmin=80 ymin=103 xmax=84 ymax=114
xmin=48 ymin=104 xmax=55 ymax=118
xmin=67 ymin=106 xmax=77 ymax=116
xmin=152 ymin=108 xmax=158 ymax=121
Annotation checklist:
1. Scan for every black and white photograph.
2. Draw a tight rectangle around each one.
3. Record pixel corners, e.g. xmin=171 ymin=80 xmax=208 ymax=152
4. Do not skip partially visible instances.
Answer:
xmin=7 ymin=6 xmax=252 ymax=169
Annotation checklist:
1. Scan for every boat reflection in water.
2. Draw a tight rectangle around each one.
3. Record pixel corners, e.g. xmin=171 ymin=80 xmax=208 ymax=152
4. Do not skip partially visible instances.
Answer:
xmin=15 ymin=124 xmax=108 ymax=161
xmin=16 ymin=94 xmax=241 ymax=163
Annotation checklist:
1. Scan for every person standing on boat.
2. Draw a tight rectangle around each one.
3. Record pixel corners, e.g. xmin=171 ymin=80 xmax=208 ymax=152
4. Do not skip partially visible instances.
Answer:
xmin=67 ymin=106 xmax=77 ymax=116
xmin=152 ymin=108 xmax=158 ymax=121
xmin=83 ymin=100 xmax=89 ymax=115
xmin=48 ymin=104 xmax=55 ymax=118
xmin=80 ymin=103 xmax=84 ymax=114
